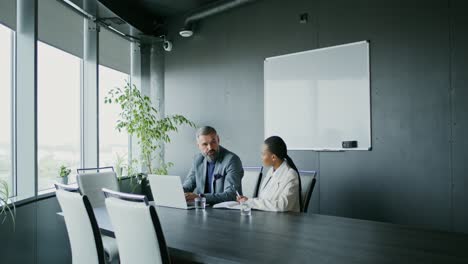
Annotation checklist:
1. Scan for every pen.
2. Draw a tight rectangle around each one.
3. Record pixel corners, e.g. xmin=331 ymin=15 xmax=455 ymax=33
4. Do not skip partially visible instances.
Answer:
xmin=236 ymin=190 xmax=241 ymax=198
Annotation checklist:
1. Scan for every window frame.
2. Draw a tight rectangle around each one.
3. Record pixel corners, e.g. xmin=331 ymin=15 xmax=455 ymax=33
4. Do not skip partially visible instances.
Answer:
xmin=36 ymin=40 xmax=83 ymax=191
xmin=0 ymin=23 xmax=17 ymax=198
xmin=2 ymin=2 xmax=132 ymax=202
xmin=10 ymin=26 xmax=16 ymax=197
xmin=98 ymin=64 xmax=132 ymax=171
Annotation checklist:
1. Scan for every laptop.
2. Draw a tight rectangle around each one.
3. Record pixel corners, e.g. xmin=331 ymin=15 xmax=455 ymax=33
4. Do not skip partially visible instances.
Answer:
xmin=148 ymin=175 xmax=196 ymax=210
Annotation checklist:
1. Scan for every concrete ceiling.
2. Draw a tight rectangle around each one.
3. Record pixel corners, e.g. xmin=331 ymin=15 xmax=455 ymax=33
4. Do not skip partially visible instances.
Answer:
xmin=135 ymin=0 xmax=220 ymax=18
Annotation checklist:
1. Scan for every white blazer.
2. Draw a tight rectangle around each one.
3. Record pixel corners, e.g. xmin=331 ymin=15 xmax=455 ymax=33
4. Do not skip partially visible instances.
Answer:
xmin=247 ymin=160 xmax=300 ymax=212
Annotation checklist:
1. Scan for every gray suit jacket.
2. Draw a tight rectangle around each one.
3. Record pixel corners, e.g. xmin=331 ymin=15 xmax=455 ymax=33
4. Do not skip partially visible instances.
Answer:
xmin=182 ymin=146 xmax=244 ymax=204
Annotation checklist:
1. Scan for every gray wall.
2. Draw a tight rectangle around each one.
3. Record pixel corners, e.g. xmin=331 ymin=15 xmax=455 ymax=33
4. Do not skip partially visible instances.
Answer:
xmin=0 ymin=197 xmax=71 ymax=264
xmin=452 ymin=0 xmax=468 ymax=234
xmin=164 ymin=0 xmax=468 ymax=233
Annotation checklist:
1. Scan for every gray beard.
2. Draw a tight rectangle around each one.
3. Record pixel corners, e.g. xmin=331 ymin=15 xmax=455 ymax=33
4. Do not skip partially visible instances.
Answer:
xmin=204 ymin=150 xmax=219 ymax=163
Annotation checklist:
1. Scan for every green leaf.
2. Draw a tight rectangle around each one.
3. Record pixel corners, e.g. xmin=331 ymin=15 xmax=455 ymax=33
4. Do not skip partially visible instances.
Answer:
xmin=107 ymin=82 xmax=196 ymax=173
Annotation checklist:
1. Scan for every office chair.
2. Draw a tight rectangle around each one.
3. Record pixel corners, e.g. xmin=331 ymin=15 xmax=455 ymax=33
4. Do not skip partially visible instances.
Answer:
xmin=103 ymin=188 xmax=170 ymax=264
xmin=242 ymin=166 xmax=264 ymax=198
xmin=76 ymin=167 xmax=119 ymax=208
xmin=55 ymin=183 xmax=119 ymax=264
xmin=298 ymin=170 xmax=317 ymax=213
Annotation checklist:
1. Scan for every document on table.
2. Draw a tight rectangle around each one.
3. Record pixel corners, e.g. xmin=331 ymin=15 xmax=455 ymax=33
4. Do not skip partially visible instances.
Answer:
xmin=213 ymin=201 xmax=242 ymax=210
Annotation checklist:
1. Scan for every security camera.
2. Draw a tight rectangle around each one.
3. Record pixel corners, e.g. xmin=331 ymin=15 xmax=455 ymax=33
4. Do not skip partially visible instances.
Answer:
xmin=163 ymin=40 xmax=172 ymax=52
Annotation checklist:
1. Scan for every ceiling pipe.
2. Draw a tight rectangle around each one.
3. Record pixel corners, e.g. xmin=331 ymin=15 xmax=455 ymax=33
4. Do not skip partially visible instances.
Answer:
xmin=179 ymin=0 xmax=256 ymax=37
xmin=59 ymin=0 xmax=141 ymax=42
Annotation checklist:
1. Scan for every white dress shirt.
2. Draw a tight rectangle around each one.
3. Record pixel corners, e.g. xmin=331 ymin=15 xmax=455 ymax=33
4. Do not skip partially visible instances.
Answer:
xmin=247 ymin=160 xmax=300 ymax=212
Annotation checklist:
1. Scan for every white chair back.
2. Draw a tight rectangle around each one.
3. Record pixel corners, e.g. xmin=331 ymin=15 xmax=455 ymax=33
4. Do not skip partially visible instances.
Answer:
xmin=55 ymin=183 xmax=105 ymax=264
xmin=242 ymin=166 xmax=263 ymax=197
xmin=103 ymin=189 xmax=170 ymax=264
xmin=77 ymin=171 xmax=119 ymax=208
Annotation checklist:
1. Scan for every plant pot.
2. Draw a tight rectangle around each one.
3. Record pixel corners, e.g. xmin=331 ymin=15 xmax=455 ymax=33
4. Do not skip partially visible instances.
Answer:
xmin=118 ymin=177 xmax=133 ymax=193
xmin=58 ymin=176 xmax=69 ymax=185
xmin=117 ymin=176 xmax=143 ymax=195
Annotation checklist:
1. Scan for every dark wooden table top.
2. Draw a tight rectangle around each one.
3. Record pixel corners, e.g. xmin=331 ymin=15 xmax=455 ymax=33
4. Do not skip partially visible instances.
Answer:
xmin=93 ymin=206 xmax=468 ymax=264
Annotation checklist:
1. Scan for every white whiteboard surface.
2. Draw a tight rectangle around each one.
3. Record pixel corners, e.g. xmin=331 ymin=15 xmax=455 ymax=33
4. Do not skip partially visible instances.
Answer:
xmin=264 ymin=41 xmax=371 ymax=151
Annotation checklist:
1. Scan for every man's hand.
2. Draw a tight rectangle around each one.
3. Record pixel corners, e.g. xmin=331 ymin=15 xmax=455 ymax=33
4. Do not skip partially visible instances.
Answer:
xmin=184 ymin=192 xmax=199 ymax=202
xmin=236 ymin=195 xmax=248 ymax=203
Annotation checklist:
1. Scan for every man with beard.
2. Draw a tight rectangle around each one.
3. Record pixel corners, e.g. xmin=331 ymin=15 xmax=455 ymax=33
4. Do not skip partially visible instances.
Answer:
xmin=183 ymin=126 xmax=244 ymax=204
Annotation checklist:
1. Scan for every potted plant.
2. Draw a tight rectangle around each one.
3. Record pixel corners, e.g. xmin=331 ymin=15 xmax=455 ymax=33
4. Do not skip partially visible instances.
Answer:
xmin=105 ymin=81 xmax=195 ymax=195
xmin=58 ymin=165 xmax=71 ymax=185
xmin=114 ymin=152 xmax=127 ymax=179
xmin=0 ymin=179 xmax=16 ymax=230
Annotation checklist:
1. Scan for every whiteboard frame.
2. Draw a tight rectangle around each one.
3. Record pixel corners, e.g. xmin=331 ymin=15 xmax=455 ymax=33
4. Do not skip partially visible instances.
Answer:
xmin=263 ymin=40 xmax=372 ymax=152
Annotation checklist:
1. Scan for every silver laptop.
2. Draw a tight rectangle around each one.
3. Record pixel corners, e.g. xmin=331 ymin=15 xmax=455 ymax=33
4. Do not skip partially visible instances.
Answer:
xmin=148 ymin=175 xmax=195 ymax=210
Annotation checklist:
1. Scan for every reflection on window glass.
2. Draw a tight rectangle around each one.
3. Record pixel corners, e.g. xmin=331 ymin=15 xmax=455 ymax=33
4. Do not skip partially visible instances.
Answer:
xmin=99 ymin=65 xmax=129 ymax=177
xmin=38 ymin=42 xmax=81 ymax=190
xmin=0 ymin=24 xmax=13 ymax=195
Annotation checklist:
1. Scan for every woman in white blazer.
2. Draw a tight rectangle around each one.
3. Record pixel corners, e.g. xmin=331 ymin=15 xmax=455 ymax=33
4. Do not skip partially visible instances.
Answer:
xmin=237 ymin=136 xmax=302 ymax=212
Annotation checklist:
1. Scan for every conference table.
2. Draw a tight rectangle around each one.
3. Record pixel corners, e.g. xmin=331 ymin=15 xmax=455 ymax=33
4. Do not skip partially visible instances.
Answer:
xmin=93 ymin=205 xmax=468 ymax=264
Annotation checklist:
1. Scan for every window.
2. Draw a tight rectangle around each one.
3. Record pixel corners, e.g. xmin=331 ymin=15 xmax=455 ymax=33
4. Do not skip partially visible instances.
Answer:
xmin=0 ymin=24 xmax=13 ymax=195
xmin=38 ymin=42 xmax=81 ymax=190
xmin=99 ymin=65 xmax=129 ymax=176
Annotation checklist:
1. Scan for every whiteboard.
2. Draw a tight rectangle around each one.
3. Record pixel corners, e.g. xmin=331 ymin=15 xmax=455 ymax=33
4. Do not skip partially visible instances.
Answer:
xmin=264 ymin=41 xmax=371 ymax=151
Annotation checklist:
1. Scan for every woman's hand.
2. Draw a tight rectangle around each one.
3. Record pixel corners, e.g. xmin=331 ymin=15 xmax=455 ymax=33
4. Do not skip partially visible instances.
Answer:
xmin=237 ymin=195 xmax=249 ymax=203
